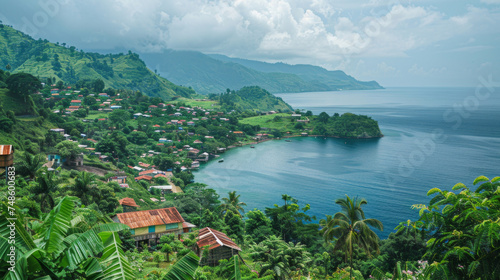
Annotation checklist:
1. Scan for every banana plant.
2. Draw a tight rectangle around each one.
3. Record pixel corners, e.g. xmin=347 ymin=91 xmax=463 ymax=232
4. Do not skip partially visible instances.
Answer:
xmin=0 ymin=196 xmax=134 ymax=280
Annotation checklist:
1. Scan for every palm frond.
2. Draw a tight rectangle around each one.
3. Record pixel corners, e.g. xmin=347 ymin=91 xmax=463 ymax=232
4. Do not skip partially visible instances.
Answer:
xmin=161 ymin=251 xmax=200 ymax=280
xmin=99 ymin=231 xmax=135 ymax=280
xmin=40 ymin=196 xmax=77 ymax=255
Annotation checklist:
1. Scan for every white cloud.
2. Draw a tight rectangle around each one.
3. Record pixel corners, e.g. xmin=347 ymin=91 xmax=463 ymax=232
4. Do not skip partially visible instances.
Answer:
xmin=1 ymin=0 xmax=499 ymax=73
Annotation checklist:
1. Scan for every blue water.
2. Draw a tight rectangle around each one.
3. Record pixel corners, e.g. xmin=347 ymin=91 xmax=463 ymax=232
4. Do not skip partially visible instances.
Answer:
xmin=194 ymin=87 xmax=500 ymax=238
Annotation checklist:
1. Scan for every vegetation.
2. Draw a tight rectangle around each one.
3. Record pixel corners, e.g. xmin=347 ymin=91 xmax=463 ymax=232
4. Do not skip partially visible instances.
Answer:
xmin=209 ymin=86 xmax=293 ymax=113
xmin=0 ymin=24 xmax=195 ymax=100
xmin=141 ymin=50 xmax=382 ymax=94
xmin=0 ymin=24 xmax=496 ymax=280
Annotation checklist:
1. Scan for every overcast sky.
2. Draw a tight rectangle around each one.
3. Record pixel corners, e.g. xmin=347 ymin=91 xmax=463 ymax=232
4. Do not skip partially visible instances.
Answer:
xmin=1 ymin=0 xmax=499 ymax=87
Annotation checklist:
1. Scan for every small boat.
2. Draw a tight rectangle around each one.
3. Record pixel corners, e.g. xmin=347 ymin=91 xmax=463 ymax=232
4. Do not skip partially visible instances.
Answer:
xmin=285 ymin=139 xmax=292 ymax=142
xmin=218 ymin=159 xmax=224 ymax=163
xmin=250 ymin=146 xmax=255 ymax=148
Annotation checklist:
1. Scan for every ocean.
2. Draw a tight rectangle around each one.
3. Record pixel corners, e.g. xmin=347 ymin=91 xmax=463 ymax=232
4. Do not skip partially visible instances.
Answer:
xmin=194 ymin=87 xmax=500 ymax=238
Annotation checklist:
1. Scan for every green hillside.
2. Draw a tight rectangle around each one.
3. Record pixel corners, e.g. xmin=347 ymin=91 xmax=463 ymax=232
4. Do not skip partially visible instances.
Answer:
xmin=210 ymin=54 xmax=383 ymax=90
xmin=214 ymin=86 xmax=293 ymax=113
xmin=141 ymin=50 xmax=331 ymax=94
xmin=0 ymin=24 xmax=195 ymax=100
xmin=140 ymin=49 xmax=382 ymax=95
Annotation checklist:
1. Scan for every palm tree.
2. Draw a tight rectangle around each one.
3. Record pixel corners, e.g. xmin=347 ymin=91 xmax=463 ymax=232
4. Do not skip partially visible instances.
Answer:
xmin=220 ymin=191 xmax=247 ymax=216
xmin=32 ymin=168 xmax=61 ymax=212
xmin=16 ymin=152 xmax=44 ymax=180
xmin=320 ymin=195 xmax=383 ymax=279
xmin=72 ymin=171 xmax=96 ymax=205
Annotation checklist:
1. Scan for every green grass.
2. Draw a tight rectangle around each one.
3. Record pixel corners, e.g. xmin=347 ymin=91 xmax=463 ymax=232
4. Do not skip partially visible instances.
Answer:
xmin=240 ymin=113 xmax=313 ymax=135
xmin=85 ymin=112 xmax=109 ymax=120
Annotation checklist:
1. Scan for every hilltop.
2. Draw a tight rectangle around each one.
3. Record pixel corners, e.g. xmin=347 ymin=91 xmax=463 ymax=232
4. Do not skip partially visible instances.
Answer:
xmin=212 ymin=86 xmax=293 ymax=113
xmin=0 ymin=24 xmax=195 ymax=100
xmin=140 ymin=49 xmax=382 ymax=95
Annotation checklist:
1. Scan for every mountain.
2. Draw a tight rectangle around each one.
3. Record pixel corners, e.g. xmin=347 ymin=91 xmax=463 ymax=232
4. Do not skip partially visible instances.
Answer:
xmin=140 ymin=50 xmax=382 ymax=95
xmin=0 ymin=24 xmax=195 ymax=100
xmin=210 ymin=54 xmax=383 ymax=91
xmin=141 ymin=50 xmax=330 ymax=95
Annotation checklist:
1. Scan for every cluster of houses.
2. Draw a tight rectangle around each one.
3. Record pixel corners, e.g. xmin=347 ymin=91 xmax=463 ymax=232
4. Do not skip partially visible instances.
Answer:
xmin=112 ymin=202 xmax=241 ymax=266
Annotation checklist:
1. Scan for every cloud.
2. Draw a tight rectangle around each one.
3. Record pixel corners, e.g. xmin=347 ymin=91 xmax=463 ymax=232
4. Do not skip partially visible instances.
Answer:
xmin=0 ymin=1 xmax=498 ymax=71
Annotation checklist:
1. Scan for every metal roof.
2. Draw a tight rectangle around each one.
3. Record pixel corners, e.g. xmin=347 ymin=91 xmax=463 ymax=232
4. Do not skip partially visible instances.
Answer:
xmin=115 ymin=207 xmax=184 ymax=229
xmin=118 ymin=197 xmax=139 ymax=208
xmin=0 ymin=145 xmax=13 ymax=155
xmin=197 ymin=227 xmax=241 ymax=251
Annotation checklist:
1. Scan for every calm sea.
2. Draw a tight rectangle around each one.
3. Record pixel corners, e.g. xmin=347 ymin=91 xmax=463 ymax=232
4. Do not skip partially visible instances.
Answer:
xmin=194 ymin=87 xmax=500 ymax=238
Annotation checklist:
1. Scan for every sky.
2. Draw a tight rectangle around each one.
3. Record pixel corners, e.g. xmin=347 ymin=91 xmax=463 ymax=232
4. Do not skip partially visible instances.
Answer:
xmin=0 ymin=0 xmax=499 ymax=87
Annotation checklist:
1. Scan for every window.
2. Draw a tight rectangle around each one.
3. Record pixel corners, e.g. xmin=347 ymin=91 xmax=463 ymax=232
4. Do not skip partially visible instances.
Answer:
xmin=130 ymin=229 xmax=135 ymax=235
xmin=148 ymin=226 xmax=155 ymax=233
xmin=165 ymin=223 xmax=177 ymax=230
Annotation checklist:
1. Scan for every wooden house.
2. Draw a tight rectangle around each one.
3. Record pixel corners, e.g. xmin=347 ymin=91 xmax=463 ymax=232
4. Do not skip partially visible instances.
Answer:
xmin=112 ymin=207 xmax=189 ymax=247
xmin=196 ymin=227 xmax=242 ymax=266
xmin=0 ymin=145 xmax=14 ymax=168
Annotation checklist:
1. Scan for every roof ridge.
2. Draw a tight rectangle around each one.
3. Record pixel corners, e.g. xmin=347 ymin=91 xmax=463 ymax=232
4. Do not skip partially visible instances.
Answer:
xmin=208 ymin=227 xmax=224 ymax=247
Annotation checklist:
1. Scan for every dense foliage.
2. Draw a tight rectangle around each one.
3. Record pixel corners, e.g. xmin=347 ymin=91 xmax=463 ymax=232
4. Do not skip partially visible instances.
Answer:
xmin=0 ymin=24 xmax=195 ymax=100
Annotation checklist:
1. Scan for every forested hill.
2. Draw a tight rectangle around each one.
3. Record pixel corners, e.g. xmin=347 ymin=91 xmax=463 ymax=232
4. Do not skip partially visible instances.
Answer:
xmin=0 ymin=24 xmax=195 ymax=100
xmin=210 ymin=54 xmax=383 ymax=91
xmin=212 ymin=86 xmax=293 ymax=113
xmin=140 ymin=49 xmax=382 ymax=95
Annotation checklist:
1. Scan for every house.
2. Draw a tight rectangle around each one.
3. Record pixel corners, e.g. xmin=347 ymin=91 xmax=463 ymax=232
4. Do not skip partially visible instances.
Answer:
xmin=195 ymin=227 xmax=242 ymax=266
xmin=187 ymin=121 xmax=195 ymax=126
xmin=110 ymin=105 xmax=122 ymax=109
xmin=50 ymin=88 xmax=59 ymax=94
xmin=49 ymin=128 xmax=65 ymax=135
xmin=135 ymin=175 xmax=153 ymax=182
xmin=0 ymin=145 xmax=14 ymax=168
xmin=98 ymin=93 xmax=108 ymax=98
xmin=119 ymin=197 xmax=139 ymax=213
xmin=70 ymin=100 xmax=82 ymax=106
xmin=149 ymin=185 xmax=173 ymax=194
xmin=108 ymin=176 xmax=127 ymax=184
xmin=112 ymin=207 xmax=189 ymax=247
xmin=66 ymin=154 xmax=84 ymax=166
xmin=301 ymin=132 xmax=308 ymax=137
xmin=233 ymin=131 xmax=245 ymax=137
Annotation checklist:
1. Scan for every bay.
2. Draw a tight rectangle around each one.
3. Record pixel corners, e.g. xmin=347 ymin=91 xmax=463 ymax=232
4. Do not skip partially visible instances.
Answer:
xmin=194 ymin=87 xmax=500 ymax=238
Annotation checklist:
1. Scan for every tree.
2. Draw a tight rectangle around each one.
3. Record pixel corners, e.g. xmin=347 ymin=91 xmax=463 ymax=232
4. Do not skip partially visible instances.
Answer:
xmin=265 ymin=195 xmax=318 ymax=246
xmin=55 ymin=140 xmax=83 ymax=164
xmin=15 ymin=152 xmax=44 ymax=180
xmin=413 ymin=176 xmax=500 ymax=279
xmin=109 ymin=109 xmax=130 ymax=128
xmin=318 ymin=112 xmax=330 ymax=123
xmin=245 ymin=209 xmax=274 ymax=243
xmin=6 ymin=73 xmax=42 ymax=103
xmin=71 ymin=171 xmax=96 ymax=205
xmin=93 ymin=78 xmax=105 ymax=92
xmin=220 ymin=191 xmax=247 ymax=217
xmin=320 ymin=195 xmax=383 ymax=279
xmin=32 ymin=168 xmax=62 ymax=212
xmin=249 ymin=235 xmax=312 ymax=279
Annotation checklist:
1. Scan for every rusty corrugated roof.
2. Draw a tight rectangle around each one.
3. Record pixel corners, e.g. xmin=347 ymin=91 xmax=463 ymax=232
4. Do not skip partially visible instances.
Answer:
xmin=0 ymin=145 xmax=13 ymax=155
xmin=118 ymin=197 xmax=139 ymax=208
xmin=197 ymin=227 xmax=241 ymax=251
xmin=116 ymin=207 xmax=184 ymax=229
